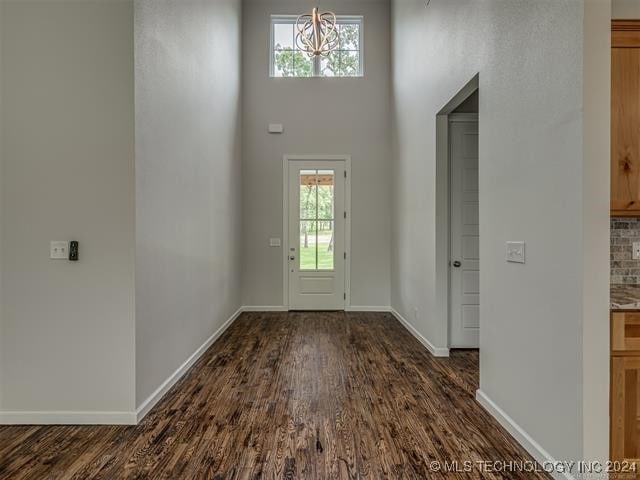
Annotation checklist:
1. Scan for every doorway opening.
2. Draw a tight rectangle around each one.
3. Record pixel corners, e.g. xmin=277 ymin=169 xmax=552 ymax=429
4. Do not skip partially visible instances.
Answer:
xmin=282 ymin=155 xmax=351 ymax=310
xmin=435 ymin=74 xmax=480 ymax=349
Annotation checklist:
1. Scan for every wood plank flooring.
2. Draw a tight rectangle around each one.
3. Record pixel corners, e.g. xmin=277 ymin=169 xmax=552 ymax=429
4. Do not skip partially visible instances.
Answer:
xmin=0 ymin=312 xmax=550 ymax=479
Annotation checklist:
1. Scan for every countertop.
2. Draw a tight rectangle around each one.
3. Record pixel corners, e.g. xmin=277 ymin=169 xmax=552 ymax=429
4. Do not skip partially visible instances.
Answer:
xmin=611 ymin=284 xmax=640 ymax=310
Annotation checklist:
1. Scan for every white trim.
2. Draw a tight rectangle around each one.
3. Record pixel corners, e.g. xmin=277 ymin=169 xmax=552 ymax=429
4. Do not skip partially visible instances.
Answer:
xmin=390 ymin=309 xmax=450 ymax=357
xmin=447 ymin=116 xmax=480 ymax=348
xmin=0 ymin=306 xmax=401 ymax=426
xmin=0 ymin=308 xmax=244 ymax=426
xmin=282 ymin=155 xmax=352 ymax=311
xmin=435 ymin=114 xmax=451 ymax=348
xmin=241 ymin=305 xmax=288 ymax=312
xmin=242 ymin=307 xmax=394 ymax=314
xmin=0 ymin=410 xmax=137 ymax=425
xmin=282 ymin=156 xmax=289 ymax=308
xmin=135 ymin=307 xmax=243 ymax=422
xmin=269 ymin=15 xmax=364 ymax=78
xmin=345 ymin=306 xmax=392 ymax=312
xmin=476 ymin=390 xmax=574 ymax=480
xmin=448 ymin=112 xmax=479 ymax=123
xmin=435 ymin=74 xmax=479 ymax=348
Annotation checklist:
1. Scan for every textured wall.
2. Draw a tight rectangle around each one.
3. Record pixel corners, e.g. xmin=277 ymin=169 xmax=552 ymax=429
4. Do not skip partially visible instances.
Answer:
xmin=391 ymin=0 xmax=609 ymax=465
xmin=134 ymin=0 xmax=243 ymax=406
xmin=1 ymin=0 xmax=136 ymax=414
xmin=241 ymin=0 xmax=392 ymax=308
xmin=612 ymin=0 xmax=640 ymax=18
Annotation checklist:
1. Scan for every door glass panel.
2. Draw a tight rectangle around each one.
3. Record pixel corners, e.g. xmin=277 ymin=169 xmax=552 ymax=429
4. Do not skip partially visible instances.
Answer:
xmin=298 ymin=168 xmax=335 ymax=271
xmin=317 ymin=221 xmax=334 ymax=270
xmin=317 ymin=170 xmax=334 ymax=220
xmin=300 ymin=170 xmax=317 ymax=220
xmin=299 ymin=221 xmax=317 ymax=271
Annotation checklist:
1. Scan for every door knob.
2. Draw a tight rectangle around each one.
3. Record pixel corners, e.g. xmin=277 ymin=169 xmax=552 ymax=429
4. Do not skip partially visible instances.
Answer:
xmin=452 ymin=261 xmax=462 ymax=268
xmin=289 ymin=256 xmax=296 ymax=261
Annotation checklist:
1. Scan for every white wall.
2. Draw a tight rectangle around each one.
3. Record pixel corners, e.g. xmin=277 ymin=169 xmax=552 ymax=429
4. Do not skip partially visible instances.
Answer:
xmin=612 ymin=0 xmax=640 ymax=17
xmin=242 ymin=0 xmax=392 ymax=309
xmin=1 ymin=0 xmax=136 ymax=415
xmin=134 ymin=0 xmax=243 ymax=407
xmin=391 ymin=0 xmax=609 ymax=466
xmin=0 ymin=1 xmax=4 ymax=410
xmin=583 ymin=0 xmax=611 ymax=462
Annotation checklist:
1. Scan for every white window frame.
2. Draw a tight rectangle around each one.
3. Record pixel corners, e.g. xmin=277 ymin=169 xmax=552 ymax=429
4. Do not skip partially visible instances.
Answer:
xmin=269 ymin=15 xmax=364 ymax=78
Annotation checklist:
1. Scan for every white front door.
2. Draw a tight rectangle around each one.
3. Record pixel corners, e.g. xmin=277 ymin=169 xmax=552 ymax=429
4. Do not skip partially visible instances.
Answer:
xmin=449 ymin=116 xmax=479 ymax=348
xmin=287 ymin=160 xmax=346 ymax=310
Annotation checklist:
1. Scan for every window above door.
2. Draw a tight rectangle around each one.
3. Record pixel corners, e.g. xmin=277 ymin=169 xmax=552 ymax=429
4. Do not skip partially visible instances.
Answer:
xmin=270 ymin=15 xmax=363 ymax=78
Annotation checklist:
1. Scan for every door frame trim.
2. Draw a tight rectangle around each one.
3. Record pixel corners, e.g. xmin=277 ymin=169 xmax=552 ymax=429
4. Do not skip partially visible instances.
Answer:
xmin=435 ymin=74 xmax=479 ymax=348
xmin=447 ymin=113 xmax=479 ymax=348
xmin=282 ymin=154 xmax=352 ymax=310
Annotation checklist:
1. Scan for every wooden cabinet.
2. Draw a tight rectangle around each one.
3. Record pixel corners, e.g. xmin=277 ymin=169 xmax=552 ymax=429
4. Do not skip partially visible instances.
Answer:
xmin=613 ymin=312 xmax=640 ymax=352
xmin=612 ymin=21 xmax=640 ymax=216
xmin=612 ymin=356 xmax=640 ymax=463
xmin=611 ymin=312 xmax=640 ymax=468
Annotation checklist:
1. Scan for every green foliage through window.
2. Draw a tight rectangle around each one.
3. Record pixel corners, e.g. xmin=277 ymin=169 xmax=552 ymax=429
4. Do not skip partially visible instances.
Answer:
xmin=274 ymin=49 xmax=313 ymax=77
xmin=271 ymin=17 xmax=362 ymax=77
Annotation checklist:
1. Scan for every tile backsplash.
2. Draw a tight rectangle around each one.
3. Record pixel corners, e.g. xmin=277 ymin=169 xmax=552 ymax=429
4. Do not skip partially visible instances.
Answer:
xmin=612 ymin=217 xmax=640 ymax=284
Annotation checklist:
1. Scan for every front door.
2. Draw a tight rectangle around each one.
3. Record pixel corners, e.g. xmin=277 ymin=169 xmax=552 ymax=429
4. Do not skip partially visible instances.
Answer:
xmin=449 ymin=116 xmax=479 ymax=348
xmin=287 ymin=160 xmax=346 ymax=310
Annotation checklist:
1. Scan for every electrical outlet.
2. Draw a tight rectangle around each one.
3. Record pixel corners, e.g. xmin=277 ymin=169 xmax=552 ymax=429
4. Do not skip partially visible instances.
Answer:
xmin=506 ymin=241 xmax=526 ymax=263
xmin=633 ymin=242 xmax=640 ymax=260
xmin=50 ymin=241 xmax=69 ymax=259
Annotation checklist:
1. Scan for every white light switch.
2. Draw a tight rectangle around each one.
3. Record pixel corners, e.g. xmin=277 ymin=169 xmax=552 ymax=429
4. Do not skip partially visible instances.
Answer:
xmin=506 ymin=241 xmax=526 ymax=263
xmin=50 ymin=241 xmax=69 ymax=259
xmin=633 ymin=242 xmax=640 ymax=260
xmin=269 ymin=238 xmax=281 ymax=247
xmin=268 ymin=123 xmax=284 ymax=134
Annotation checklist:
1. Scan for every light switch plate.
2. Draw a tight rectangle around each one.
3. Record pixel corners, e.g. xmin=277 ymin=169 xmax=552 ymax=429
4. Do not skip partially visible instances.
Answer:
xmin=50 ymin=241 xmax=69 ymax=259
xmin=633 ymin=242 xmax=640 ymax=260
xmin=269 ymin=237 xmax=281 ymax=247
xmin=268 ymin=123 xmax=284 ymax=134
xmin=506 ymin=241 xmax=526 ymax=263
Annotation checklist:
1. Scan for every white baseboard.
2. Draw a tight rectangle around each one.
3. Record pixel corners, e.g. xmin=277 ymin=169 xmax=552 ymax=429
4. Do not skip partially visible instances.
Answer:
xmin=390 ymin=308 xmax=450 ymax=357
xmin=242 ymin=306 xmax=392 ymax=313
xmin=476 ymin=389 xmax=574 ymax=480
xmin=241 ymin=305 xmax=288 ymax=312
xmin=0 ymin=410 xmax=137 ymax=425
xmin=345 ymin=306 xmax=392 ymax=312
xmin=135 ymin=307 xmax=243 ymax=423
xmin=0 ymin=307 xmax=244 ymax=426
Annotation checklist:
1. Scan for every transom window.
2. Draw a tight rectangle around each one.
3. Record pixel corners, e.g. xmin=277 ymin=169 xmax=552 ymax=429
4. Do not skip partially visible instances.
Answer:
xmin=270 ymin=15 xmax=363 ymax=78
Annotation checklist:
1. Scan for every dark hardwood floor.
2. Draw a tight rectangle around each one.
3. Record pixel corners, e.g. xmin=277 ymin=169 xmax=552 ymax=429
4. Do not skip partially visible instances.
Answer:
xmin=0 ymin=312 xmax=549 ymax=479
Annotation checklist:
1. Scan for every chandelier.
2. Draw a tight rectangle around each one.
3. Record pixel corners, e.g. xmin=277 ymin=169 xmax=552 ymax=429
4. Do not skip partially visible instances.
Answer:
xmin=295 ymin=7 xmax=340 ymax=58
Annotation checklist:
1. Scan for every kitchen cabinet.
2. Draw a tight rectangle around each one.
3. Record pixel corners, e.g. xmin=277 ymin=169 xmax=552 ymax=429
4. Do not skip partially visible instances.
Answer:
xmin=612 ymin=21 xmax=640 ymax=216
xmin=611 ymin=311 xmax=640 ymax=468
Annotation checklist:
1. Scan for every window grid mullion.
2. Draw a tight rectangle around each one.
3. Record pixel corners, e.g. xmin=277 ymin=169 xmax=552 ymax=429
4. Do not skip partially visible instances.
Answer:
xmin=271 ymin=16 xmax=362 ymax=78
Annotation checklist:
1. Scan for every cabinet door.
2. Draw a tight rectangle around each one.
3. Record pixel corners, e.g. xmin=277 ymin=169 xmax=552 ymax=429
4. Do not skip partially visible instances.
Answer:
xmin=612 ymin=47 xmax=640 ymax=215
xmin=613 ymin=313 xmax=640 ymax=353
xmin=612 ymin=356 xmax=640 ymax=466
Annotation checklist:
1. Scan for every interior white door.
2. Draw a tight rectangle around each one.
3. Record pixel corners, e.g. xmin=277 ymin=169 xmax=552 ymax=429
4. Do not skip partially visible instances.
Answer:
xmin=288 ymin=160 xmax=346 ymax=310
xmin=449 ymin=117 xmax=479 ymax=348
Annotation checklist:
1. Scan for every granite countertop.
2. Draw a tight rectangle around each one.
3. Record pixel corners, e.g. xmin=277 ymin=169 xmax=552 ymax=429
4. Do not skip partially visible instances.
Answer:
xmin=611 ymin=284 xmax=640 ymax=310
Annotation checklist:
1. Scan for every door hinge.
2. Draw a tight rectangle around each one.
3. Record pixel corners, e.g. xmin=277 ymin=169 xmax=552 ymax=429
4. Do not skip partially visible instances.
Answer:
xmin=344 ymin=170 xmax=347 ymax=178
xmin=344 ymin=211 xmax=347 ymax=219
xmin=344 ymin=292 xmax=347 ymax=300
xmin=344 ymin=252 xmax=347 ymax=260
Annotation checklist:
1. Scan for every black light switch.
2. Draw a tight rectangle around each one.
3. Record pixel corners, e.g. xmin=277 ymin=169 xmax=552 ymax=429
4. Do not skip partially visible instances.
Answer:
xmin=69 ymin=241 xmax=79 ymax=261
